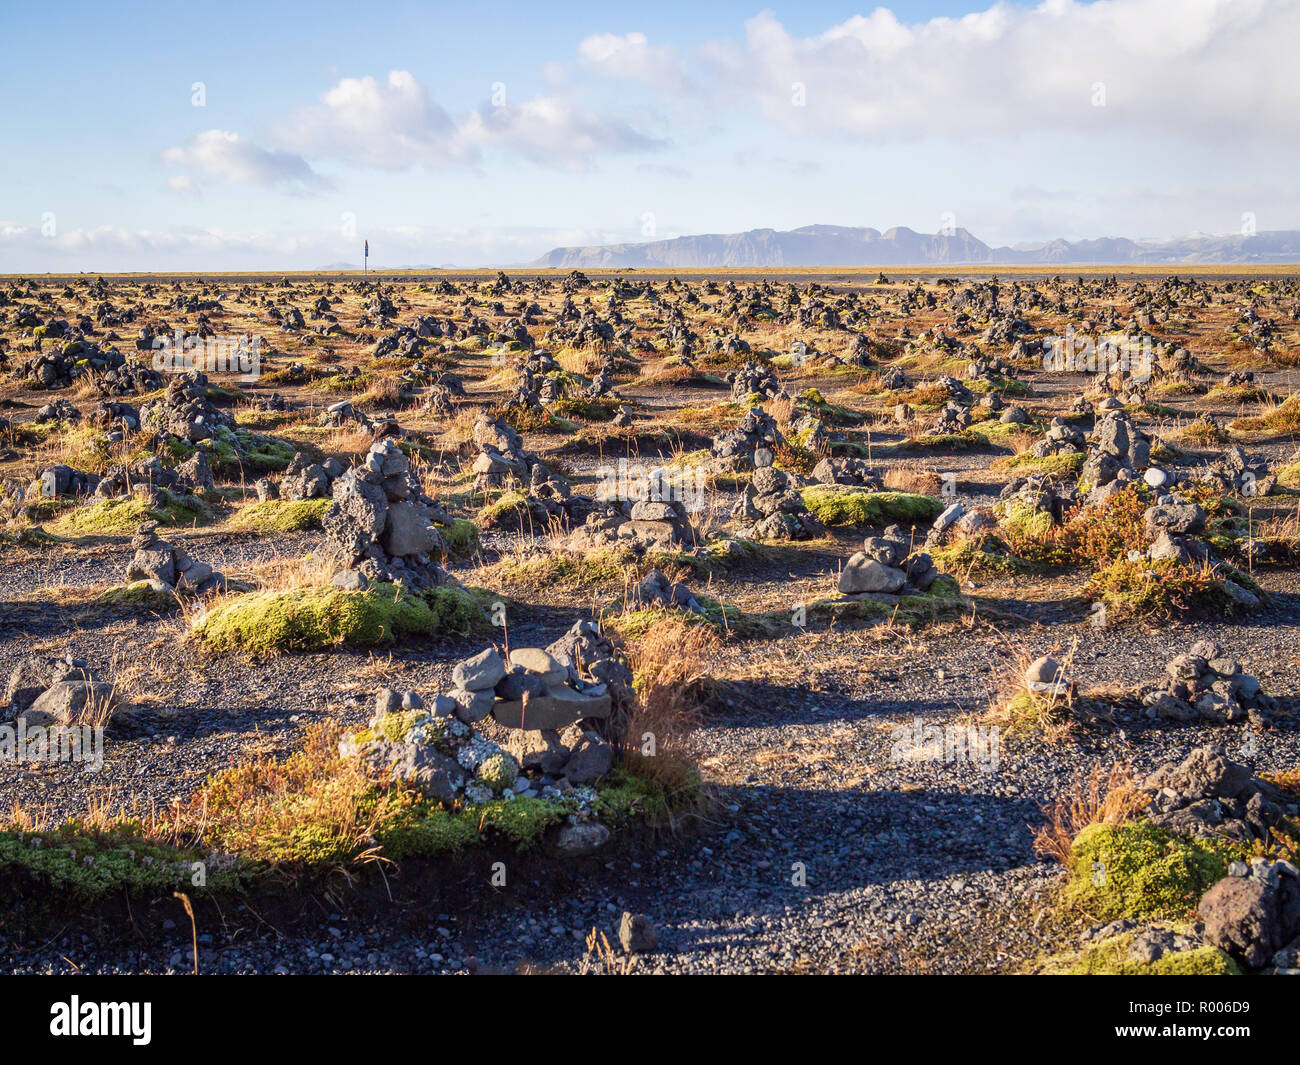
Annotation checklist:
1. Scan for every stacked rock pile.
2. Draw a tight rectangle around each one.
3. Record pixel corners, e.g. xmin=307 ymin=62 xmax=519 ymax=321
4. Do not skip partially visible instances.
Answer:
xmin=838 ymin=528 xmax=940 ymax=596
xmin=710 ymin=408 xmax=785 ymax=472
xmin=125 ymin=520 xmax=225 ymax=594
xmin=1140 ymin=640 xmax=1276 ymax=725
xmin=733 ymin=465 xmax=822 ymax=541
xmin=728 ymin=360 xmax=783 ymax=402
xmin=141 ymin=371 xmax=233 ymax=443
xmin=810 ymin=456 xmax=882 ymax=488
xmin=340 ymin=625 xmax=636 ymax=854
xmin=323 ymin=438 xmax=456 ymax=591
xmin=629 ymin=568 xmax=703 ymax=613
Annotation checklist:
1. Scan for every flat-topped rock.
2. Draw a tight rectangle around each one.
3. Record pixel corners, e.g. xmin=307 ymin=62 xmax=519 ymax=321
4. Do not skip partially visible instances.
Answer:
xmin=492 ymin=687 xmax=612 ymax=730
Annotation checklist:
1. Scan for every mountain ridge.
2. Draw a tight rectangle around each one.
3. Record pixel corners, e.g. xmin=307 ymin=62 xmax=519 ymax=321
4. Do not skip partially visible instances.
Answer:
xmin=528 ymin=224 xmax=1300 ymax=268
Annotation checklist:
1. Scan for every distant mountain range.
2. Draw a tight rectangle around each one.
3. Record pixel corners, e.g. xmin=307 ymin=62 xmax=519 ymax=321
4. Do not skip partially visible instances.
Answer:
xmin=528 ymin=224 xmax=1300 ymax=268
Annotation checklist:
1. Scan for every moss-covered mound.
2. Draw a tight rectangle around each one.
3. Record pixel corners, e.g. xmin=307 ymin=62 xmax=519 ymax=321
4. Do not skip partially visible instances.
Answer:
xmin=602 ymin=594 xmax=747 ymax=640
xmin=231 ymin=432 xmax=297 ymax=474
xmin=0 ymin=766 xmax=681 ymax=912
xmin=802 ymin=487 xmax=944 ymax=528
xmin=1062 ymin=822 xmax=1243 ymax=922
xmin=930 ymin=537 xmax=1032 ymax=577
xmin=192 ymin=583 xmax=491 ymax=654
xmin=48 ymin=492 xmax=212 ymax=537
xmin=994 ymin=451 xmax=1085 ymax=477
xmin=898 ymin=429 xmax=990 ymax=451
xmin=808 ymin=574 xmax=964 ymax=625
xmin=475 ymin=490 xmax=555 ymax=530
xmin=97 ymin=580 xmax=180 ymax=609
xmin=1033 ymin=930 xmax=1241 ymax=975
xmin=169 ymin=428 xmax=297 ymax=476
xmin=226 ymin=497 xmax=331 ymax=534
xmin=1279 ymin=459 xmax=1300 ymax=489
xmin=442 ymin=517 xmax=481 ymax=557
xmin=996 ymin=496 xmax=1056 ymax=538
xmin=379 ymin=771 xmax=671 ymax=860
xmin=0 ymin=823 xmax=250 ymax=906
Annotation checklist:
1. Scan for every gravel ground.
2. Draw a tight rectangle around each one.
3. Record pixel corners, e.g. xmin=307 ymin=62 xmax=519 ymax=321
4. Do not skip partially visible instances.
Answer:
xmin=2 ymin=272 xmax=1298 ymax=975
xmin=2 ymin=598 xmax=1297 ymax=974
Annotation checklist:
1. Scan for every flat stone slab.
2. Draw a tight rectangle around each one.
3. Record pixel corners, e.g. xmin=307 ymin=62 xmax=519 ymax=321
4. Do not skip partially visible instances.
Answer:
xmin=492 ymin=688 xmax=612 ymax=730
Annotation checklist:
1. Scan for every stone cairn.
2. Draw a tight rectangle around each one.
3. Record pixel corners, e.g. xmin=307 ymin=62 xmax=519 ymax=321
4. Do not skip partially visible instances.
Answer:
xmin=339 ymin=621 xmax=634 ymax=856
xmin=4 ymin=654 xmax=116 ymax=728
xmin=710 ymin=408 xmax=785 ymax=472
xmin=1190 ymin=445 xmax=1278 ymax=498
xmin=1128 ymin=496 xmax=1262 ymax=608
xmin=323 ymin=438 xmax=455 ymax=591
xmin=1066 ymin=746 xmax=1300 ymax=974
xmin=125 ymin=520 xmax=225 ymax=594
xmin=728 ymin=360 xmax=783 ymax=402
xmin=38 ymin=451 xmax=211 ymax=508
xmin=838 ymin=526 xmax=940 ymax=597
xmin=1143 ymin=747 xmax=1299 ymax=972
xmin=140 ymin=371 xmax=233 ymax=443
xmin=257 ymin=452 xmax=346 ymax=502
xmin=733 ymin=464 xmax=823 ymax=541
xmin=810 ymin=456 xmax=882 ymax=489
xmin=1140 ymin=640 xmax=1277 ymax=726
xmin=629 ymin=568 xmax=703 ymax=613
xmin=1080 ymin=409 xmax=1150 ymax=505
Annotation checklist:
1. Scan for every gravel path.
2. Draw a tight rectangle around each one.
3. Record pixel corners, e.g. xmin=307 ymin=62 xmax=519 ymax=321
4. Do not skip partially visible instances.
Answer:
xmin=3 ymin=604 xmax=1297 ymax=974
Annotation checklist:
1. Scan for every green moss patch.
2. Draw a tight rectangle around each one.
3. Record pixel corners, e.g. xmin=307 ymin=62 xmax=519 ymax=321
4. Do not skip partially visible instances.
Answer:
xmin=97 ymin=580 xmax=180 ymax=609
xmin=802 ymin=487 xmax=943 ymax=528
xmin=993 ymin=451 xmax=1085 ymax=476
xmin=442 ymin=518 xmax=480 ymax=558
xmin=602 ymin=594 xmax=749 ymax=639
xmin=996 ymin=497 xmax=1057 ymax=538
xmin=0 ymin=823 xmax=250 ymax=906
xmin=1062 ymin=822 xmax=1243 ymax=923
xmin=489 ymin=549 xmax=630 ymax=591
xmin=475 ymin=490 xmax=551 ymax=529
xmin=225 ymin=497 xmax=331 ymax=534
xmin=930 ymin=538 xmax=1033 ymax=577
xmin=47 ymin=492 xmax=212 ymax=537
xmin=897 ymin=430 xmax=990 ymax=451
xmin=968 ymin=374 xmax=1032 ymax=397
xmin=192 ymin=583 xmax=491 ymax=654
xmin=807 ymin=577 xmax=964 ymax=626
xmin=548 ymin=395 xmax=622 ymax=422
xmin=1034 ymin=931 xmax=1240 ymax=975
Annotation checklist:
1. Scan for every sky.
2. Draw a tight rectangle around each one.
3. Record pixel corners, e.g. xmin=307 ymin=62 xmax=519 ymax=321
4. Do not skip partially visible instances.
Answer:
xmin=1 ymin=0 xmax=1297 ymax=270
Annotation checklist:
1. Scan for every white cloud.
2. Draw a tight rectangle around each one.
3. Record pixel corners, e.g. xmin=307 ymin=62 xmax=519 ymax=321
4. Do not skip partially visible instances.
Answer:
xmin=164 ymin=175 xmax=201 ymax=198
xmin=461 ymin=96 xmax=665 ymax=172
xmin=162 ymin=130 xmax=326 ymax=190
xmin=577 ymin=32 xmax=687 ymax=92
xmin=282 ymin=70 xmax=474 ymax=169
xmin=0 ymin=220 xmax=639 ymax=271
xmin=699 ymin=0 xmax=1300 ymax=140
xmin=279 ymin=69 xmax=662 ymax=173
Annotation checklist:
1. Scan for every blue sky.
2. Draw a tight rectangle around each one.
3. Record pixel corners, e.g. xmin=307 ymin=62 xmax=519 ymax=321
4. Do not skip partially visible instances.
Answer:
xmin=2 ymin=0 xmax=1297 ymax=269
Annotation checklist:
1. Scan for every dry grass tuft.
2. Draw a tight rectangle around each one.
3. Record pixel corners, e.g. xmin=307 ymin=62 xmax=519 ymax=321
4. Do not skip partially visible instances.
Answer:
xmin=1032 ymin=762 xmax=1146 ymax=866
xmin=620 ymin=618 xmax=721 ymax=795
xmin=883 ymin=467 xmax=942 ymax=495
